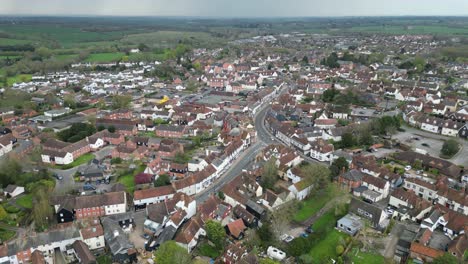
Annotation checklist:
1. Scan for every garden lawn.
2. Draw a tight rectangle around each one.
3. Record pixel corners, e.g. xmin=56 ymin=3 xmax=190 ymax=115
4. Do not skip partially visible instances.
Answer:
xmin=96 ymin=255 xmax=112 ymax=264
xmin=309 ymin=230 xmax=348 ymax=262
xmin=118 ymin=164 xmax=145 ymax=193
xmin=15 ymin=194 xmax=33 ymax=209
xmin=348 ymin=249 xmax=385 ymax=264
xmin=118 ymin=173 xmax=135 ymax=193
xmin=55 ymin=153 xmax=95 ymax=169
xmin=293 ymin=184 xmax=341 ymax=222
xmin=312 ymin=210 xmax=339 ymax=233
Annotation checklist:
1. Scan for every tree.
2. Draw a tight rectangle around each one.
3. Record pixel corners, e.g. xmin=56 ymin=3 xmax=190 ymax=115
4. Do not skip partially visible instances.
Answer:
xmin=260 ymin=158 xmax=278 ymax=189
xmin=32 ymin=187 xmax=53 ymax=231
xmin=322 ymin=88 xmax=339 ymax=102
xmin=257 ymin=222 xmax=274 ymax=247
xmin=111 ymin=94 xmax=132 ymax=109
xmin=108 ymin=126 xmax=116 ymax=133
xmin=440 ymin=139 xmax=460 ymax=158
xmin=287 ymin=237 xmax=309 ymax=257
xmin=300 ymin=164 xmax=331 ymax=194
xmin=301 ymin=56 xmax=309 ymax=65
xmin=329 ymin=157 xmax=349 ymax=179
xmin=205 ymin=220 xmax=225 ymax=250
xmin=154 ymin=174 xmax=171 ymax=187
xmin=432 ymin=253 xmax=458 ymax=264
xmin=340 ymin=132 xmax=356 ymax=148
xmin=154 ymin=241 xmax=191 ymax=264
xmin=0 ymin=205 xmax=8 ymax=220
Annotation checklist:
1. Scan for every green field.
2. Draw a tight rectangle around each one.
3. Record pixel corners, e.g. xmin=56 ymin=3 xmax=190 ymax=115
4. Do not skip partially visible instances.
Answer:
xmin=293 ymin=184 xmax=342 ymax=222
xmin=346 ymin=25 xmax=468 ymax=36
xmin=0 ymin=37 xmax=34 ymax=45
xmin=85 ymin=52 xmax=125 ymax=63
xmin=15 ymin=194 xmax=33 ymax=209
xmin=121 ymin=30 xmax=227 ymax=48
xmin=6 ymin=74 xmax=33 ymax=86
xmin=54 ymin=54 xmax=79 ymax=61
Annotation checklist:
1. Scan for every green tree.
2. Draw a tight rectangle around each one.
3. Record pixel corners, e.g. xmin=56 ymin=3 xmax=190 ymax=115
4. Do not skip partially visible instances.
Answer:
xmin=322 ymin=88 xmax=339 ymax=102
xmin=329 ymin=157 xmax=349 ymax=179
xmin=301 ymin=163 xmax=331 ymax=194
xmin=205 ymin=220 xmax=225 ymax=250
xmin=260 ymin=158 xmax=278 ymax=189
xmin=0 ymin=205 xmax=8 ymax=220
xmin=32 ymin=187 xmax=53 ymax=231
xmin=257 ymin=222 xmax=274 ymax=247
xmin=108 ymin=126 xmax=116 ymax=133
xmin=154 ymin=174 xmax=171 ymax=187
xmin=432 ymin=253 xmax=458 ymax=264
xmin=154 ymin=241 xmax=191 ymax=264
xmin=111 ymin=94 xmax=132 ymax=109
xmin=441 ymin=139 xmax=460 ymax=158
xmin=340 ymin=132 xmax=356 ymax=148
xmin=287 ymin=237 xmax=309 ymax=257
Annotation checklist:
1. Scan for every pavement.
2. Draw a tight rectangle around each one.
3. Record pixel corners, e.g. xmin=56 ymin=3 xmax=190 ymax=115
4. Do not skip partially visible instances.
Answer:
xmin=393 ymin=125 xmax=468 ymax=166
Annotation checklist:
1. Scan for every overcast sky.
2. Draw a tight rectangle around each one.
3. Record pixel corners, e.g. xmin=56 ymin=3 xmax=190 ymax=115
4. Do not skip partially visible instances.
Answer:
xmin=1 ymin=0 xmax=468 ymax=17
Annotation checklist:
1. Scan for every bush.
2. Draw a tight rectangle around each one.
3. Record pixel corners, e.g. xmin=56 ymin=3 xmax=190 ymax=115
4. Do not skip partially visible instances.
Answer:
xmin=336 ymin=245 xmax=345 ymax=256
xmin=440 ymin=139 xmax=460 ymax=158
xmin=111 ymin=157 xmax=123 ymax=164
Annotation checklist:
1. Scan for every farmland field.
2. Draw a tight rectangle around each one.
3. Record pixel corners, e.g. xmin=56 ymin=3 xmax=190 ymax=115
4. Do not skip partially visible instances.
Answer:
xmin=85 ymin=52 xmax=125 ymax=63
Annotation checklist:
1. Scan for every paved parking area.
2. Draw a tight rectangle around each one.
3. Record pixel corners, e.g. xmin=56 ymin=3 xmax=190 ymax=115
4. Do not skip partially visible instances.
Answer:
xmin=393 ymin=126 xmax=468 ymax=166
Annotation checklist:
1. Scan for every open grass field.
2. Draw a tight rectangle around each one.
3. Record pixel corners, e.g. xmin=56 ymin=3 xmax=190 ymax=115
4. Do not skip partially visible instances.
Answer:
xmin=54 ymin=54 xmax=79 ymax=61
xmin=15 ymin=194 xmax=33 ymax=209
xmin=85 ymin=52 xmax=125 ymax=63
xmin=121 ymin=30 xmax=227 ymax=48
xmin=0 ymin=37 xmax=34 ymax=45
xmin=293 ymin=184 xmax=342 ymax=222
xmin=6 ymin=74 xmax=32 ymax=87
xmin=0 ymin=25 xmax=135 ymax=48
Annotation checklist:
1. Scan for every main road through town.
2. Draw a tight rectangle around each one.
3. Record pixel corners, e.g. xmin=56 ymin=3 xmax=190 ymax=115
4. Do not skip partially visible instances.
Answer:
xmin=194 ymin=84 xmax=322 ymax=203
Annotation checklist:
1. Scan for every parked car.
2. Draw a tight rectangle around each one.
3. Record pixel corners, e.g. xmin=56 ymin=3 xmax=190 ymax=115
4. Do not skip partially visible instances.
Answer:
xmin=404 ymin=165 xmax=412 ymax=171
xmin=280 ymin=234 xmax=294 ymax=243
xmin=53 ymin=174 xmax=63 ymax=180
xmin=305 ymin=226 xmax=314 ymax=234
xmin=300 ymin=233 xmax=309 ymax=238
xmin=83 ymin=184 xmax=96 ymax=191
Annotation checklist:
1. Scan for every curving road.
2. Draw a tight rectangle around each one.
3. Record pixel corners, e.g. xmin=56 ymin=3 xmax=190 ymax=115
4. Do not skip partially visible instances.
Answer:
xmin=195 ymin=91 xmax=284 ymax=203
